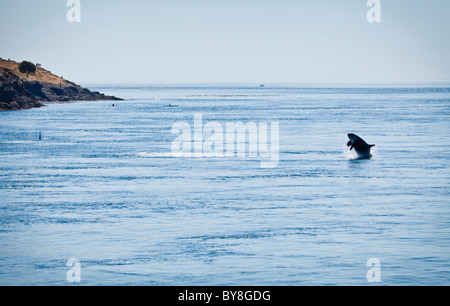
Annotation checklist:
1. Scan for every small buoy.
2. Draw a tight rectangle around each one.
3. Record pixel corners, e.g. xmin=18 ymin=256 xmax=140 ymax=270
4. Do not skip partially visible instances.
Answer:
xmin=38 ymin=132 xmax=42 ymax=140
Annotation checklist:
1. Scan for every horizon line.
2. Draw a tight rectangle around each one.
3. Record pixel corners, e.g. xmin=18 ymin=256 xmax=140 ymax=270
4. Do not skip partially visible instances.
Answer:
xmin=80 ymin=81 xmax=450 ymax=87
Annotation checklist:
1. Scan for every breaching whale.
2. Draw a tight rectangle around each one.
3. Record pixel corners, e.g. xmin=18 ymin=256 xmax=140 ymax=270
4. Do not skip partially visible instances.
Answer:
xmin=347 ymin=133 xmax=375 ymax=158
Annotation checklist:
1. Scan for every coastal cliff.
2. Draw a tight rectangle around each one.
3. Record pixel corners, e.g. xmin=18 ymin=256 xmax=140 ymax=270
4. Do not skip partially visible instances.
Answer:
xmin=0 ymin=58 xmax=122 ymax=111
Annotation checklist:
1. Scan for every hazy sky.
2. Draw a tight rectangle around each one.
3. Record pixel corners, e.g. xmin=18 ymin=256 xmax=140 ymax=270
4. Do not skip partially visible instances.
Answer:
xmin=1 ymin=0 xmax=449 ymax=84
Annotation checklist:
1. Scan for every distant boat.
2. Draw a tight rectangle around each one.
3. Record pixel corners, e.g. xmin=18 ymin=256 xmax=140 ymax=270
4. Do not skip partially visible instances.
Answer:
xmin=164 ymin=104 xmax=179 ymax=108
xmin=260 ymin=84 xmax=265 ymax=87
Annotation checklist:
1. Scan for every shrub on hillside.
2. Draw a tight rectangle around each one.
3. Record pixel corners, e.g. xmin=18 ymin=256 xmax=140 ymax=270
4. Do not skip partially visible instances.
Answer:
xmin=18 ymin=61 xmax=36 ymax=76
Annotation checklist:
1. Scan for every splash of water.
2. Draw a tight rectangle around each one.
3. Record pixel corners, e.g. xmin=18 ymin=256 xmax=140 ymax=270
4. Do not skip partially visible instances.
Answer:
xmin=343 ymin=145 xmax=377 ymax=160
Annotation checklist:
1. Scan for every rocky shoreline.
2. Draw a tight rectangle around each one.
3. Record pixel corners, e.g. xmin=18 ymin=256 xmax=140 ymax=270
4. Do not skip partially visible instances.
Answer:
xmin=0 ymin=59 xmax=122 ymax=111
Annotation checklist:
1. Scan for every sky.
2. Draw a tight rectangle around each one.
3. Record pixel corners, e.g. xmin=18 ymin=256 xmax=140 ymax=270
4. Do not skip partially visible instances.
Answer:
xmin=0 ymin=0 xmax=449 ymax=84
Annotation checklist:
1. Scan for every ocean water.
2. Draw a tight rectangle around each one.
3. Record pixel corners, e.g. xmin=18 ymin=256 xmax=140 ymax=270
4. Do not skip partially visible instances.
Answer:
xmin=0 ymin=84 xmax=449 ymax=285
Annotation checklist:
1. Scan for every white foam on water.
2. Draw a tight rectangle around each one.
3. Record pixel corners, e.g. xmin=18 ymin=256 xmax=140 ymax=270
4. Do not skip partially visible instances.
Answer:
xmin=343 ymin=145 xmax=377 ymax=160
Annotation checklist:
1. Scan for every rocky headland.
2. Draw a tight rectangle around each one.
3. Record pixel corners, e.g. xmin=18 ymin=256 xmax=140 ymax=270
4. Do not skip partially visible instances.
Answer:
xmin=0 ymin=58 xmax=122 ymax=111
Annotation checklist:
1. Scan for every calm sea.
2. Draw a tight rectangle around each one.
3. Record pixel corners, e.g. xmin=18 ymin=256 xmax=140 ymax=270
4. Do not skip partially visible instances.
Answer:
xmin=0 ymin=85 xmax=449 ymax=285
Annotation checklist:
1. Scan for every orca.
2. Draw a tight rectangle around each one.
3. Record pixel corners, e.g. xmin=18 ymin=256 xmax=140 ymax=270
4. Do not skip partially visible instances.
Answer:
xmin=347 ymin=133 xmax=375 ymax=158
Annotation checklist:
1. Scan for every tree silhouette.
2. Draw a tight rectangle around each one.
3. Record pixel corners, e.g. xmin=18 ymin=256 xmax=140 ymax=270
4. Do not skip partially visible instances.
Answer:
xmin=18 ymin=61 xmax=36 ymax=77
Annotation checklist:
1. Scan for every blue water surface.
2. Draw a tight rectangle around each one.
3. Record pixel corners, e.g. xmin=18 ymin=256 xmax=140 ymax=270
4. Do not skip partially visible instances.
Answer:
xmin=0 ymin=85 xmax=449 ymax=285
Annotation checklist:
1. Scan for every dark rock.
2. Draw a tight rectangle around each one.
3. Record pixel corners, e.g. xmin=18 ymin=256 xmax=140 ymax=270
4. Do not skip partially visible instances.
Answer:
xmin=0 ymin=68 xmax=43 ymax=110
